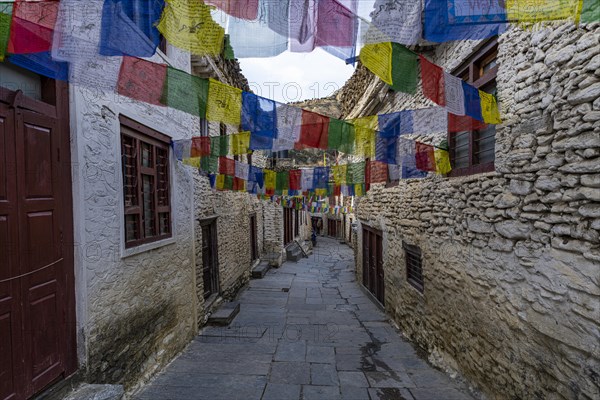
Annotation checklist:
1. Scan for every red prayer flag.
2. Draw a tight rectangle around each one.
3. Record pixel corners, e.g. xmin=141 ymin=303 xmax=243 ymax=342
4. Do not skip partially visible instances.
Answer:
xmin=219 ymin=156 xmax=235 ymax=176
xmin=289 ymin=170 xmax=302 ymax=191
xmin=420 ymin=55 xmax=445 ymax=106
xmin=316 ymin=0 xmax=356 ymax=47
xmin=8 ymin=0 xmax=59 ymax=54
xmin=415 ymin=142 xmax=436 ymax=172
xmin=297 ymin=111 xmax=329 ymax=150
xmin=448 ymin=114 xmax=488 ymax=133
xmin=117 ymin=57 xmax=167 ymax=106
xmin=205 ymin=0 xmax=259 ymax=20
xmin=368 ymin=161 xmax=388 ymax=183
xmin=333 ymin=185 xmax=341 ymax=197
xmin=191 ymin=137 xmax=210 ymax=157
xmin=233 ymin=177 xmax=245 ymax=191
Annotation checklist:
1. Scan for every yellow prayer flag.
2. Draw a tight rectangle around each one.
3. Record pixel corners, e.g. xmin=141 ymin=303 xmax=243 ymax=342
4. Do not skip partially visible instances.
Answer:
xmin=157 ymin=0 xmax=225 ymax=56
xmin=354 ymin=127 xmax=376 ymax=158
xmin=332 ymin=165 xmax=347 ymax=185
xmin=505 ymin=0 xmax=582 ymax=23
xmin=216 ymin=174 xmax=225 ymax=190
xmin=434 ymin=149 xmax=452 ymax=175
xmin=479 ymin=90 xmax=502 ymax=124
xmin=354 ymin=184 xmax=364 ymax=197
xmin=183 ymin=157 xmax=201 ymax=168
xmin=232 ymin=131 xmax=251 ymax=155
xmin=360 ymin=42 xmax=393 ymax=85
xmin=206 ymin=79 xmax=242 ymax=125
xmin=264 ymin=170 xmax=276 ymax=189
xmin=315 ymin=189 xmax=327 ymax=197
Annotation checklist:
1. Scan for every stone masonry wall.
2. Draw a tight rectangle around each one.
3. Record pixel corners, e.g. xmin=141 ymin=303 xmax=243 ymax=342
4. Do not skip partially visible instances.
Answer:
xmin=345 ymin=22 xmax=600 ymax=400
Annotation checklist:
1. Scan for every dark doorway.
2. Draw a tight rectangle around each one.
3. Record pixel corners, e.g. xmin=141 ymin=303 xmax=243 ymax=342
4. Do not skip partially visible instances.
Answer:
xmin=200 ymin=219 xmax=219 ymax=299
xmin=250 ymin=214 xmax=258 ymax=262
xmin=284 ymin=208 xmax=293 ymax=245
xmin=293 ymin=209 xmax=299 ymax=238
xmin=0 ymin=77 xmax=76 ymax=399
xmin=362 ymin=226 xmax=384 ymax=305
xmin=311 ymin=217 xmax=322 ymax=236
xmin=327 ymin=219 xmax=337 ymax=238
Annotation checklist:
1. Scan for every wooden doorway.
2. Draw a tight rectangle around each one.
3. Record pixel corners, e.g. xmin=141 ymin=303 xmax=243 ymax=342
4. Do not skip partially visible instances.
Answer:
xmin=283 ymin=208 xmax=293 ymax=245
xmin=0 ymin=78 xmax=76 ymax=399
xmin=250 ymin=214 xmax=258 ymax=262
xmin=200 ymin=219 xmax=219 ymax=299
xmin=362 ymin=226 xmax=384 ymax=305
xmin=293 ymin=209 xmax=299 ymax=238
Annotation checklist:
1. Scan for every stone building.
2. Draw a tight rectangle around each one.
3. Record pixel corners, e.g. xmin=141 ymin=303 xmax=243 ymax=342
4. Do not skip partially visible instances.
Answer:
xmin=331 ymin=16 xmax=600 ymax=400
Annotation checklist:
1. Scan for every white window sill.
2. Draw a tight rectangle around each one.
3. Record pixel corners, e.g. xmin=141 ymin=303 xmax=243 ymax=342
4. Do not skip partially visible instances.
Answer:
xmin=121 ymin=237 xmax=177 ymax=259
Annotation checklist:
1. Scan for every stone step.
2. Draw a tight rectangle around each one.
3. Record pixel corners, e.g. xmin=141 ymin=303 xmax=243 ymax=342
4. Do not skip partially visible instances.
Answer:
xmin=264 ymin=252 xmax=283 ymax=268
xmin=63 ymin=384 xmax=124 ymax=400
xmin=285 ymin=242 xmax=303 ymax=262
xmin=251 ymin=262 xmax=270 ymax=279
xmin=207 ymin=301 xmax=240 ymax=326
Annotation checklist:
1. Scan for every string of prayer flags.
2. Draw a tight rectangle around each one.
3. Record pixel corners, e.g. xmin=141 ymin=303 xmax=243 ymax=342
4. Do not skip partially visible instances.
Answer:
xmin=242 ymin=92 xmax=278 ymax=138
xmin=207 ymin=79 xmax=242 ymax=125
xmin=479 ymin=91 xmax=502 ymax=124
xmin=424 ymin=0 xmax=507 ymax=43
xmin=8 ymin=0 xmax=59 ymax=54
xmin=161 ymin=67 xmax=209 ymax=117
xmin=232 ymin=131 xmax=251 ymax=155
xmin=157 ymin=0 xmax=225 ymax=57
xmin=100 ymin=0 xmax=164 ymax=57
xmin=420 ymin=55 xmax=446 ymax=107
xmin=117 ymin=57 xmax=167 ymax=106
xmin=219 ymin=156 xmax=235 ymax=176
xmin=434 ymin=149 xmax=452 ymax=175
xmin=191 ymin=137 xmax=211 ymax=157
xmin=298 ymin=111 xmax=329 ymax=150
xmin=415 ymin=142 xmax=437 ymax=172
xmin=205 ymin=0 xmax=259 ymax=20
xmin=0 ymin=3 xmax=12 ymax=62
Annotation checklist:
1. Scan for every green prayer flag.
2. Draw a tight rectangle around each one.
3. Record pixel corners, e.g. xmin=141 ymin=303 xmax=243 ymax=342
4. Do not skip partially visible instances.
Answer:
xmin=200 ymin=155 xmax=219 ymax=173
xmin=0 ymin=4 xmax=13 ymax=62
xmin=347 ymin=162 xmax=365 ymax=184
xmin=160 ymin=66 xmax=209 ymax=117
xmin=276 ymin=171 xmax=289 ymax=191
xmin=328 ymin=119 xmax=344 ymax=150
xmin=224 ymin=174 xmax=234 ymax=190
xmin=581 ymin=0 xmax=599 ymax=23
xmin=210 ymin=135 xmax=229 ymax=157
xmin=390 ymin=43 xmax=418 ymax=94
xmin=224 ymin=34 xmax=235 ymax=60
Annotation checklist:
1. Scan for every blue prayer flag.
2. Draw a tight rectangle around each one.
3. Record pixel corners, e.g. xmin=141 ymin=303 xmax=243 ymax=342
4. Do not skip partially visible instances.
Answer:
xmin=242 ymin=92 xmax=278 ymax=138
xmin=462 ymin=81 xmax=484 ymax=122
xmin=8 ymin=52 xmax=69 ymax=81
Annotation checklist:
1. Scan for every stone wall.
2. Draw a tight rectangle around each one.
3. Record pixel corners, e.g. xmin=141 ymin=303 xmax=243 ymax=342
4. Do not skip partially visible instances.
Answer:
xmin=343 ymin=22 xmax=600 ymax=400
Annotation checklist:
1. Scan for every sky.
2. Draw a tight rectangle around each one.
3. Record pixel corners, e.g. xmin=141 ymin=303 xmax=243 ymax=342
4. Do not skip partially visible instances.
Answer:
xmin=237 ymin=1 xmax=376 ymax=104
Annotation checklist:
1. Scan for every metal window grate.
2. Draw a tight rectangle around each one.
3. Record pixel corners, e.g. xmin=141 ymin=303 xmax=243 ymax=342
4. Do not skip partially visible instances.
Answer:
xmin=404 ymin=242 xmax=423 ymax=293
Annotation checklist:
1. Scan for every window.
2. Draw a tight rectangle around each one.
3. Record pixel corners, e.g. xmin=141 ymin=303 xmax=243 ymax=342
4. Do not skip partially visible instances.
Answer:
xmin=404 ymin=242 xmax=423 ymax=293
xmin=449 ymin=38 xmax=498 ymax=177
xmin=120 ymin=115 xmax=172 ymax=248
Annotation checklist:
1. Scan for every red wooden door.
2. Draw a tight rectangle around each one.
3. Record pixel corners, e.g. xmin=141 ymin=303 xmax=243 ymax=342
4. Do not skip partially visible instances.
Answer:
xmin=0 ymin=83 xmax=75 ymax=400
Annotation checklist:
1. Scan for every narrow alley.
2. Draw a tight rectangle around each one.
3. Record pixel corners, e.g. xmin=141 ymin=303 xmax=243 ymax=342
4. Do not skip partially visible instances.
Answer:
xmin=134 ymin=238 xmax=475 ymax=400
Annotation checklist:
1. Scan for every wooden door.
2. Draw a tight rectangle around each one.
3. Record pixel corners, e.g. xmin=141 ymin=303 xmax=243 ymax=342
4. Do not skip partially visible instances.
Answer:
xmin=283 ymin=208 xmax=293 ymax=245
xmin=249 ymin=214 xmax=258 ymax=261
xmin=201 ymin=220 xmax=219 ymax=299
xmin=362 ymin=226 xmax=384 ymax=305
xmin=362 ymin=228 xmax=369 ymax=289
xmin=293 ymin=209 xmax=299 ymax=238
xmin=375 ymin=234 xmax=385 ymax=305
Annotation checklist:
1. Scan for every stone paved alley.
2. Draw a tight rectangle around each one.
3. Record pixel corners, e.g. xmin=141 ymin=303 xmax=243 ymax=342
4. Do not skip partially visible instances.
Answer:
xmin=134 ymin=238 xmax=475 ymax=400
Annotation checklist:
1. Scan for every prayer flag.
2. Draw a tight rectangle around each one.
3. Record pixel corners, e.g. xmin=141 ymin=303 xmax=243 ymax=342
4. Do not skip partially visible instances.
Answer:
xmin=347 ymin=162 xmax=365 ymax=184
xmin=301 ymin=169 xmax=315 ymax=191
xmin=362 ymin=0 xmax=422 ymax=46
xmin=415 ymin=142 xmax=436 ymax=172
xmin=316 ymin=0 xmax=357 ymax=47
xmin=183 ymin=157 xmax=201 ymax=168
xmin=388 ymin=164 xmax=400 ymax=182
xmin=448 ymin=114 xmax=488 ymax=133
xmin=249 ymin=165 xmax=264 ymax=188
xmin=332 ymin=165 xmax=347 ymax=185
xmin=235 ymin=161 xmax=250 ymax=180
xmin=435 ymin=149 xmax=452 ymax=175
xmin=462 ymin=81 xmax=483 ymax=122
xmin=444 ymin=72 xmax=465 ymax=116
xmin=8 ymin=51 xmax=68 ymax=81
xmin=117 ymin=57 xmax=167 ymax=106
xmin=205 ymin=0 xmax=259 ymax=20
xmin=191 ymin=137 xmax=211 ymax=157
xmin=420 ymin=55 xmax=446 ymax=106
xmin=161 ymin=67 xmax=209 ymax=117
xmin=250 ymin=133 xmax=273 ymax=150
xmin=276 ymin=103 xmax=303 ymax=142
xmin=298 ymin=111 xmax=329 ymax=149
xmin=276 ymin=171 xmax=289 ymax=191
xmin=289 ymin=0 xmax=316 ymax=52
xmin=219 ymin=156 xmax=235 ymax=176
xmin=200 ymin=155 xmax=219 ymax=173
xmin=412 ymin=108 xmax=448 ymax=136
xmin=360 ymin=42 xmax=418 ymax=93
xmin=0 ymin=4 xmax=12 ymax=62
xmin=264 ymin=169 xmax=276 ymax=190
xmin=211 ymin=135 xmax=229 ymax=157
xmin=505 ymin=0 xmax=582 ymax=23
xmin=368 ymin=160 xmax=388 ymax=184
xmin=354 ymin=116 xmax=377 ymax=158
xmin=479 ymin=90 xmax=502 ymax=124
xmin=289 ymin=170 xmax=302 ymax=191
xmin=207 ymin=79 xmax=242 ymax=125
xmin=376 ymin=134 xmax=397 ymax=164
xmin=8 ymin=0 xmax=59 ymax=54
xmin=581 ymin=0 xmax=599 ymax=23
xmin=173 ymin=139 xmax=191 ymax=160
xmin=242 ymin=92 xmax=278 ymax=138
xmin=313 ymin=167 xmax=329 ymax=189
xmin=157 ymin=0 xmax=225 ymax=56
xmin=233 ymin=177 xmax=246 ymax=191
xmin=232 ymin=131 xmax=251 ymax=155
xmin=360 ymin=42 xmax=393 ymax=85
xmin=100 ymin=0 xmax=164 ymax=57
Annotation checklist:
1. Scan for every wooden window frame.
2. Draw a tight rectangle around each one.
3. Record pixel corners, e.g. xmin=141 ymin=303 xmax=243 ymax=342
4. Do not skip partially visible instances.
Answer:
xmin=120 ymin=115 xmax=172 ymax=248
xmin=403 ymin=242 xmax=423 ymax=293
xmin=449 ymin=38 xmax=498 ymax=177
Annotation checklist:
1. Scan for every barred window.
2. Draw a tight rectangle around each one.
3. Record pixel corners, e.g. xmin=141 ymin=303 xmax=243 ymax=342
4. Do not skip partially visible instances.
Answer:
xmin=404 ymin=242 xmax=423 ymax=293
xmin=120 ymin=115 xmax=171 ymax=248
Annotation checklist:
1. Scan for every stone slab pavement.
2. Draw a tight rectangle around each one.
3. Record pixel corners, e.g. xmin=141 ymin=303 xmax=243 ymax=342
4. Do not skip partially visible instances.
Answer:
xmin=134 ymin=237 xmax=476 ymax=400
